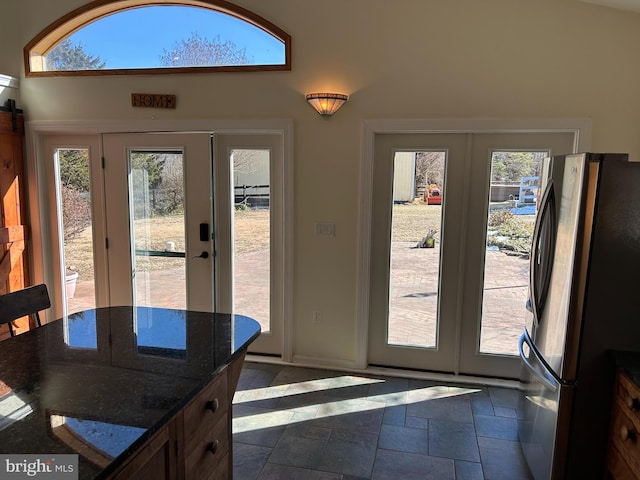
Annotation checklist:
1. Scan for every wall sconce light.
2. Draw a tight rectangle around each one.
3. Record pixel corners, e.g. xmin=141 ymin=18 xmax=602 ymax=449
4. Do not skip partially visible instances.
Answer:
xmin=305 ymin=93 xmax=349 ymax=117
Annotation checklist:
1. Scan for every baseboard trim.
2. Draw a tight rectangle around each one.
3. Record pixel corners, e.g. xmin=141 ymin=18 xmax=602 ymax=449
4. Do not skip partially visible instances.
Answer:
xmin=244 ymin=354 xmax=521 ymax=390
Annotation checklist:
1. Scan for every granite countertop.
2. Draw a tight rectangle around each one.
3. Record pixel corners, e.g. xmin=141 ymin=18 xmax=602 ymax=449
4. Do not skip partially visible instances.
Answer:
xmin=612 ymin=350 xmax=640 ymax=388
xmin=0 ymin=306 xmax=260 ymax=479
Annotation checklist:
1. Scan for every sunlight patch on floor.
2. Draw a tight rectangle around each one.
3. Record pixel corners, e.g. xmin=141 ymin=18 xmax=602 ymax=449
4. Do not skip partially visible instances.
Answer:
xmin=232 ymin=378 xmax=481 ymax=434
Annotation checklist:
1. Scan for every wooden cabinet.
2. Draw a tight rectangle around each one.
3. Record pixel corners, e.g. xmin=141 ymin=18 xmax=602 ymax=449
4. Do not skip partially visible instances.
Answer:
xmin=107 ymin=352 xmax=244 ymax=480
xmin=606 ymin=370 xmax=640 ymax=479
xmin=110 ymin=419 xmax=178 ymax=480
xmin=183 ymin=369 xmax=230 ymax=480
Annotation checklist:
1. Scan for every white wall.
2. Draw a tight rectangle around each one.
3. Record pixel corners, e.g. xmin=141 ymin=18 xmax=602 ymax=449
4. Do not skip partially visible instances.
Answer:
xmin=2 ymin=0 xmax=640 ymax=366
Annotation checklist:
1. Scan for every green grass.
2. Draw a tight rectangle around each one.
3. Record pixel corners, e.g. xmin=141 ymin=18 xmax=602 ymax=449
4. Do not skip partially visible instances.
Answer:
xmin=64 ymin=210 xmax=271 ymax=282
xmin=391 ymin=202 xmax=535 ymax=252
xmin=65 ymin=203 xmax=535 ymax=282
xmin=391 ymin=203 xmax=443 ymax=242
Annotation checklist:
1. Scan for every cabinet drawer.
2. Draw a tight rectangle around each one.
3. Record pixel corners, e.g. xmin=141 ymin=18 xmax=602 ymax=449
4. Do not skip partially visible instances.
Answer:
xmin=617 ymin=373 xmax=640 ymax=427
xmin=607 ymin=442 xmax=638 ymax=480
xmin=208 ymin=453 xmax=229 ymax=480
xmin=184 ymin=370 xmax=228 ymax=451
xmin=610 ymin=398 xmax=640 ymax=478
xmin=184 ymin=414 xmax=229 ymax=480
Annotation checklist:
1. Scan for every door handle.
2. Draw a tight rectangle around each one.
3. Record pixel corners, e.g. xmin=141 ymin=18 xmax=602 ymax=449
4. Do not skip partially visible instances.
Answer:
xmin=529 ymin=180 xmax=556 ymax=325
xmin=518 ymin=329 xmax=558 ymax=392
xmin=193 ymin=251 xmax=209 ymax=259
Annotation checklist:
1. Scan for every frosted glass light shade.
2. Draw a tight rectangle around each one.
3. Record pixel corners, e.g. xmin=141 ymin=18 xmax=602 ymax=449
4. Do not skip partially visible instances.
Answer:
xmin=305 ymin=93 xmax=348 ymax=116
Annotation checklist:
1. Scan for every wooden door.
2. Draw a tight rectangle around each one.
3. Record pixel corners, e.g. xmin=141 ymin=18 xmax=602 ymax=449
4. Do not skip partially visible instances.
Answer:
xmin=0 ymin=109 xmax=30 ymax=336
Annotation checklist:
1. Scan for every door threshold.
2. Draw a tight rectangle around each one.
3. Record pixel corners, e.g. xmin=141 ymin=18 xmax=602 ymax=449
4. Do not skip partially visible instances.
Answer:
xmin=245 ymin=354 xmax=522 ymax=390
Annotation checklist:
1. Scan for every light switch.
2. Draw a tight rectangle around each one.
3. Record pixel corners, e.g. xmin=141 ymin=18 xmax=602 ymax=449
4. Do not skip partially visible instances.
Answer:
xmin=315 ymin=222 xmax=335 ymax=238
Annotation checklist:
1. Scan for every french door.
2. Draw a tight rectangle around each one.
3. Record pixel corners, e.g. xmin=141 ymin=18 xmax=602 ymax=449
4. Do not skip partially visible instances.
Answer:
xmin=369 ymin=133 xmax=468 ymax=373
xmin=43 ymin=135 xmax=106 ymax=317
xmin=368 ymin=132 xmax=575 ymax=378
xmin=212 ymin=134 xmax=285 ymax=355
xmin=45 ymin=132 xmax=285 ymax=356
xmin=102 ymin=133 xmax=214 ymax=311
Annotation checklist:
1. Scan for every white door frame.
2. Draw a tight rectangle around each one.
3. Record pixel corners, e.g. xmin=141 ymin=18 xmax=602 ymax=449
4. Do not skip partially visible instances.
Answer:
xmin=356 ymin=118 xmax=591 ymax=371
xmin=25 ymin=118 xmax=294 ymax=362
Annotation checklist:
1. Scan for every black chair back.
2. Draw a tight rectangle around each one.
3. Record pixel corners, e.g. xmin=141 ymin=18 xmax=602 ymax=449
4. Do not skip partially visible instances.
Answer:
xmin=0 ymin=284 xmax=51 ymax=336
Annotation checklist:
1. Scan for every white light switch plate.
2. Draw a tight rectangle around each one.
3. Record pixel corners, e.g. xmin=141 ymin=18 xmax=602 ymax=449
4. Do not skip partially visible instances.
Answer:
xmin=315 ymin=222 xmax=335 ymax=237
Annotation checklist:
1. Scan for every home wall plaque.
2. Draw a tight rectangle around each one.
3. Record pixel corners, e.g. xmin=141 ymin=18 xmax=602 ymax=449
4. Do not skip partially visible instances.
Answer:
xmin=131 ymin=93 xmax=176 ymax=109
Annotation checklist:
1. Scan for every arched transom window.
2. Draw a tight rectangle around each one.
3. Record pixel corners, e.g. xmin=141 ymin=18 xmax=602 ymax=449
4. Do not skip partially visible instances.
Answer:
xmin=25 ymin=0 xmax=291 ymax=76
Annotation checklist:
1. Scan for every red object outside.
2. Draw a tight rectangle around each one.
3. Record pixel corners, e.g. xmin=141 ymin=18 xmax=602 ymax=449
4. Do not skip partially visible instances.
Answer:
xmin=425 ymin=185 xmax=443 ymax=205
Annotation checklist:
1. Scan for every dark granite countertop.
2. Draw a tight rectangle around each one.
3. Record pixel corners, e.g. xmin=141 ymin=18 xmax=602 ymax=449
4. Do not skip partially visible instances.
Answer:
xmin=0 ymin=306 xmax=260 ymax=479
xmin=612 ymin=350 xmax=640 ymax=388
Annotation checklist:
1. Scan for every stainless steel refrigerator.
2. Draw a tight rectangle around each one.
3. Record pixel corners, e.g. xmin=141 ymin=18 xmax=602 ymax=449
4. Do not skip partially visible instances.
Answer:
xmin=518 ymin=152 xmax=640 ymax=479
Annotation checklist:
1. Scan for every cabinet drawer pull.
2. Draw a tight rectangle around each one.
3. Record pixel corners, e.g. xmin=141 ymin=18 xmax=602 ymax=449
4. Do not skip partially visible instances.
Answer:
xmin=207 ymin=440 xmax=220 ymax=455
xmin=206 ymin=398 xmax=219 ymax=413
xmin=620 ymin=425 xmax=636 ymax=442
xmin=626 ymin=396 xmax=640 ymax=411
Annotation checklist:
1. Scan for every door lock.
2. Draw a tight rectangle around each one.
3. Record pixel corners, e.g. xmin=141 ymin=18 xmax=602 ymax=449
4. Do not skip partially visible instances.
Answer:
xmin=199 ymin=223 xmax=210 ymax=242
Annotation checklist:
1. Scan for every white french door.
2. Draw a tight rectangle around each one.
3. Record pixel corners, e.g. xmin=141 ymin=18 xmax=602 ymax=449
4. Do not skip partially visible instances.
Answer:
xmin=44 ymin=132 xmax=286 ymax=357
xmin=457 ymin=133 xmax=574 ymax=377
xmin=213 ymin=134 xmax=285 ymax=355
xmin=43 ymin=135 xmax=106 ymax=318
xmin=368 ymin=131 xmax=575 ymax=378
xmin=369 ymin=133 xmax=468 ymax=373
xmin=102 ymin=133 xmax=215 ymax=311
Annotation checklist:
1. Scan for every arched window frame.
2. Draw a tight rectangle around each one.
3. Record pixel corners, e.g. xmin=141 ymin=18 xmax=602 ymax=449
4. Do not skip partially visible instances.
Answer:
xmin=24 ymin=0 xmax=291 ymax=77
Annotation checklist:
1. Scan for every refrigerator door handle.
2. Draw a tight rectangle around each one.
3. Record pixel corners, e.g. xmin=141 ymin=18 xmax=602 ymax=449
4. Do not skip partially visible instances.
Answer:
xmin=529 ymin=180 xmax=557 ymax=325
xmin=518 ymin=329 xmax=559 ymax=392
xmin=529 ymin=206 xmax=542 ymax=317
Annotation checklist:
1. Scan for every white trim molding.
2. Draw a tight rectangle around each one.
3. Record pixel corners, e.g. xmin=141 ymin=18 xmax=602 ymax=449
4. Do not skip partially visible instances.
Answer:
xmin=291 ymin=355 xmax=358 ymax=371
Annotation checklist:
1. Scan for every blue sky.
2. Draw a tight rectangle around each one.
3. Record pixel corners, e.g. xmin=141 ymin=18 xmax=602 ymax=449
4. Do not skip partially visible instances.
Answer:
xmin=69 ymin=5 xmax=285 ymax=68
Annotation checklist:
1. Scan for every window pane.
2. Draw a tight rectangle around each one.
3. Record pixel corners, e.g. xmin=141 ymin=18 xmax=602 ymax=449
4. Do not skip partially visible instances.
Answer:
xmin=57 ymin=149 xmax=97 ymax=316
xmin=43 ymin=6 xmax=286 ymax=72
xmin=479 ymin=151 xmax=546 ymax=355
xmin=130 ymin=151 xmax=186 ymax=309
xmin=388 ymin=151 xmax=445 ymax=348
xmin=232 ymin=149 xmax=270 ymax=333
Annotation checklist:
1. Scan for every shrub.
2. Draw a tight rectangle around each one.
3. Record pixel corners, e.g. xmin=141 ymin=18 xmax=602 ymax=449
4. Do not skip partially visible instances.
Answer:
xmin=488 ymin=210 xmax=514 ymax=227
xmin=486 ymin=211 xmax=534 ymax=255
xmin=62 ymin=185 xmax=91 ymax=240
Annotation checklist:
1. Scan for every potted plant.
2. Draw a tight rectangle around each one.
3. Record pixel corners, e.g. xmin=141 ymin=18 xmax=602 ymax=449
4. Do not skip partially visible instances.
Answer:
xmin=65 ymin=268 xmax=79 ymax=299
xmin=417 ymin=228 xmax=437 ymax=248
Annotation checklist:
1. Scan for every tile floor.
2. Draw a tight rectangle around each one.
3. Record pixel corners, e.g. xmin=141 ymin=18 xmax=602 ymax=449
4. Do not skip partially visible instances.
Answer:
xmin=232 ymin=362 xmax=533 ymax=480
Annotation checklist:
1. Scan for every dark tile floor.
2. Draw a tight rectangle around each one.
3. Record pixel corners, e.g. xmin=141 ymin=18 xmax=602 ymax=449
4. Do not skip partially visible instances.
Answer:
xmin=232 ymin=362 xmax=533 ymax=480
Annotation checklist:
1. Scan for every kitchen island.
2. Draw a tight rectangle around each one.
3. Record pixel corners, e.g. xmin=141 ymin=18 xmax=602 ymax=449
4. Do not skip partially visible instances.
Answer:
xmin=0 ymin=306 xmax=261 ymax=479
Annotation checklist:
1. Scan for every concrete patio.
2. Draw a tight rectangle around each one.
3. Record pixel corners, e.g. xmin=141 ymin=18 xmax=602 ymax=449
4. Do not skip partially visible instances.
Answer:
xmin=67 ymin=242 xmax=530 ymax=362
